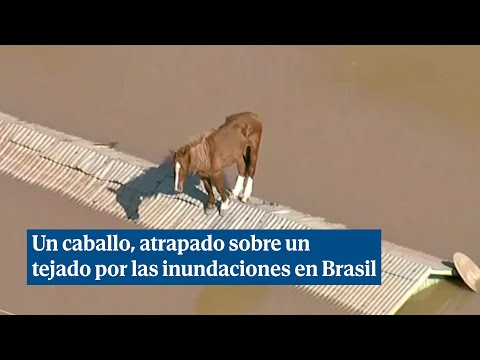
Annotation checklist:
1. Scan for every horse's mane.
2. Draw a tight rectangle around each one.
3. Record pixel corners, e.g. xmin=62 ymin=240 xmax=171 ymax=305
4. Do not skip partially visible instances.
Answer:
xmin=185 ymin=128 xmax=216 ymax=171
xmin=188 ymin=128 xmax=215 ymax=147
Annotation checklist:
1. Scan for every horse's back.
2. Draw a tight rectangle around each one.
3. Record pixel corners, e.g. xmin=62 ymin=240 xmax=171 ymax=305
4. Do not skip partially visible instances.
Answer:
xmin=225 ymin=111 xmax=261 ymax=124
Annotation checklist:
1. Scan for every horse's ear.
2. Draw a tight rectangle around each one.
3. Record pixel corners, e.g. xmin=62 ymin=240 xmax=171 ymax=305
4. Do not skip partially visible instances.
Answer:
xmin=169 ymin=149 xmax=176 ymax=158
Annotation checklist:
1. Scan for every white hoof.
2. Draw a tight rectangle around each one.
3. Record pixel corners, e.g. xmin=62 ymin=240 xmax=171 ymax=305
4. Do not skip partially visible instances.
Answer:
xmin=231 ymin=175 xmax=245 ymax=198
xmin=205 ymin=204 xmax=216 ymax=215
xmin=220 ymin=198 xmax=230 ymax=216
xmin=240 ymin=177 xmax=253 ymax=203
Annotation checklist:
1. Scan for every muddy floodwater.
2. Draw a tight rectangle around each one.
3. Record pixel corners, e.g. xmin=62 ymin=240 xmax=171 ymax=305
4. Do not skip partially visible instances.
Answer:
xmin=0 ymin=45 xmax=479 ymax=314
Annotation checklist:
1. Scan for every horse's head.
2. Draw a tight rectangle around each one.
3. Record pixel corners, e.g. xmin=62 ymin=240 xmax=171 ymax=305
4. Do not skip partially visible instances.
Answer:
xmin=169 ymin=146 xmax=191 ymax=193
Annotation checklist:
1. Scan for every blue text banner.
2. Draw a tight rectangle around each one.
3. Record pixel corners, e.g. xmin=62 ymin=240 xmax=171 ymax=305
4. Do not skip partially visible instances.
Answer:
xmin=27 ymin=229 xmax=382 ymax=286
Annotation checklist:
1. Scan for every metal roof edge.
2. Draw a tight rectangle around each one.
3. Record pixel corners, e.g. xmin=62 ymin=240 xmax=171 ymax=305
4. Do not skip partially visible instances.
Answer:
xmin=382 ymin=241 xmax=455 ymax=277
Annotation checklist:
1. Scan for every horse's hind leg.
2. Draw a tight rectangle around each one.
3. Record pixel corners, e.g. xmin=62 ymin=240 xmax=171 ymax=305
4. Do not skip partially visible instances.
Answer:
xmin=202 ymin=177 xmax=216 ymax=215
xmin=240 ymin=140 xmax=260 ymax=203
xmin=231 ymin=158 xmax=247 ymax=199
xmin=213 ymin=171 xmax=230 ymax=216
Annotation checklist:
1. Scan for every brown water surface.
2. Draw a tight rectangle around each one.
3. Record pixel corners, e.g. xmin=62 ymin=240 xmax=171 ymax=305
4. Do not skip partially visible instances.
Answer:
xmin=0 ymin=45 xmax=478 ymax=314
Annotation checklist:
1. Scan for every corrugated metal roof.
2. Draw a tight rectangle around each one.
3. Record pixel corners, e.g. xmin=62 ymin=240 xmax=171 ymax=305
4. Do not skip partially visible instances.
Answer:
xmin=0 ymin=110 xmax=460 ymax=315
xmin=296 ymin=252 xmax=432 ymax=315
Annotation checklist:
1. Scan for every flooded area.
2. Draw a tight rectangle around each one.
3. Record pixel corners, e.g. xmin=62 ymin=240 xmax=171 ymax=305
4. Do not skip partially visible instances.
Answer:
xmin=0 ymin=174 xmax=343 ymax=314
xmin=0 ymin=45 xmax=479 ymax=314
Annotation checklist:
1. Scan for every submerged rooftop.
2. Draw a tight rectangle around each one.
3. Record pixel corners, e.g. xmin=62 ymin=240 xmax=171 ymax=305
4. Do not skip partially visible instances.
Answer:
xmin=0 ymin=110 xmax=467 ymax=315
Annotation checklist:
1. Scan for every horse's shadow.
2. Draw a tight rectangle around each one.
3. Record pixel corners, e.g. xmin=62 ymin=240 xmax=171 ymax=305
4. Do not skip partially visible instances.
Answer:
xmin=108 ymin=156 xmax=213 ymax=223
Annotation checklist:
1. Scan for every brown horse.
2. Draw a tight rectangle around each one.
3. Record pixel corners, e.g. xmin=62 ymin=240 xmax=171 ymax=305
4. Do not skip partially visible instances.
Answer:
xmin=169 ymin=111 xmax=263 ymax=216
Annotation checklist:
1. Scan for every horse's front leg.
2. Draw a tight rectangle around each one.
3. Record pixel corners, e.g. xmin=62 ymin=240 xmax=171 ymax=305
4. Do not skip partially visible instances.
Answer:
xmin=202 ymin=177 xmax=216 ymax=215
xmin=213 ymin=172 xmax=230 ymax=217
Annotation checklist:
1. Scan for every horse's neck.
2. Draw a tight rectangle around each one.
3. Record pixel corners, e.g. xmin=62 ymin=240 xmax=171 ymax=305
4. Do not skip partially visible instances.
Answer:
xmin=189 ymin=138 xmax=211 ymax=172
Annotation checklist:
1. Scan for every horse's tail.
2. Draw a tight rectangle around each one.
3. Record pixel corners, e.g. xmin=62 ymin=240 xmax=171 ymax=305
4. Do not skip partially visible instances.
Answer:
xmin=243 ymin=145 xmax=252 ymax=169
xmin=241 ymin=120 xmax=260 ymax=168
